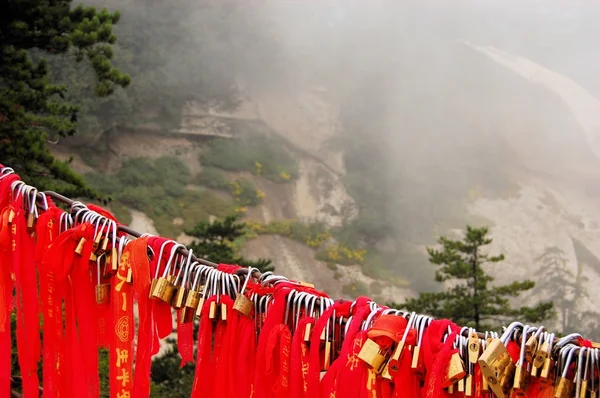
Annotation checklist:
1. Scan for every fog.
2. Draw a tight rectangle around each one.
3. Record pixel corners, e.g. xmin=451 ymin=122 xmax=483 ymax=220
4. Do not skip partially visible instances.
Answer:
xmin=84 ymin=0 xmax=600 ymax=329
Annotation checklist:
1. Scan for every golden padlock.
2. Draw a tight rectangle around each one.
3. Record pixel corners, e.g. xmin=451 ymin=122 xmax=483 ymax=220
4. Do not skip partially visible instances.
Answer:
xmin=447 ymin=383 xmax=454 ymax=393
xmin=75 ymin=237 xmax=86 ymax=255
xmin=111 ymin=247 xmax=118 ymax=271
xmin=151 ymin=276 xmax=175 ymax=303
xmin=304 ymin=323 xmax=312 ymax=342
xmin=510 ymin=365 xmax=529 ymax=397
xmin=381 ymin=360 xmax=392 ymax=380
xmin=92 ymin=232 xmax=102 ymax=252
xmin=469 ymin=332 xmax=480 ymax=364
xmin=534 ymin=341 xmax=549 ymax=369
xmin=95 ymin=283 xmax=110 ymax=305
xmin=482 ymin=371 xmax=489 ymax=391
xmin=498 ymin=360 xmax=516 ymax=398
xmin=465 ymin=374 xmax=473 ymax=396
xmin=172 ymin=287 xmax=186 ymax=309
xmin=458 ymin=377 xmax=465 ymax=392
xmin=388 ymin=341 xmax=405 ymax=374
xmin=358 ymin=338 xmax=387 ymax=371
xmin=8 ymin=209 xmax=15 ymax=224
xmin=149 ymin=279 xmax=158 ymax=299
xmin=411 ymin=346 xmax=421 ymax=370
xmin=525 ymin=335 xmax=538 ymax=364
xmin=221 ymin=303 xmax=227 ymax=321
xmin=540 ymin=357 xmax=553 ymax=382
xmin=233 ymin=294 xmax=253 ymax=317
xmin=26 ymin=212 xmax=35 ymax=235
xmin=322 ymin=341 xmax=332 ymax=371
xmin=479 ymin=339 xmax=514 ymax=398
xmin=443 ymin=351 xmax=466 ymax=388
xmin=209 ymin=301 xmax=217 ymax=319
xmin=554 ymin=377 xmax=575 ymax=398
xmin=89 ymin=251 xmax=97 ymax=262
xmin=98 ymin=234 xmax=109 ymax=255
xmin=195 ymin=297 xmax=205 ymax=318
xmin=580 ymin=380 xmax=588 ymax=398
xmin=180 ymin=290 xmax=201 ymax=323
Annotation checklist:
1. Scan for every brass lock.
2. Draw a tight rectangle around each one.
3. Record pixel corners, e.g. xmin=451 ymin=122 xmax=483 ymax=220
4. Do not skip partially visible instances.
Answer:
xmin=469 ymin=332 xmax=480 ymax=364
xmin=510 ymin=365 xmax=529 ymax=397
xmin=525 ymin=335 xmax=538 ymax=364
xmin=8 ymin=209 xmax=15 ymax=224
xmin=95 ymin=284 xmax=110 ymax=305
xmin=304 ymin=323 xmax=312 ymax=342
xmin=26 ymin=212 xmax=35 ymax=235
xmin=411 ymin=345 xmax=421 ymax=370
xmin=358 ymin=338 xmax=387 ymax=373
xmin=180 ymin=290 xmax=201 ymax=323
xmin=75 ymin=237 xmax=86 ymax=255
xmin=534 ymin=341 xmax=549 ymax=369
xmin=195 ymin=297 xmax=205 ymax=318
xmin=151 ymin=276 xmax=175 ymax=303
xmin=111 ymin=247 xmax=118 ymax=271
xmin=149 ymin=279 xmax=158 ymax=299
xmin=465 ymin=374 xmax=473 ymax=396
xmin=89 ymin=251 xmax=98 ymax=262
xmin=208 ymin=301 xmax=217 ymax=319
xmin=447 ymin=383 xmax=455 ymax=394
xmin=98 ymin=234 xmax=109 ymax=255
xmin=381 ymin=360 xmax=392 ymax=380
xmin=172 ymin=287 xmax=187 ymax=309
xmin=233 ymin=294 xmax=253 ymax=317
xmin=498 ymin=361 xmax=516 ymax=398
xmin=479 ymin=339 xmax=514 ymax=398
xmin=221 ymin=303 xmax=227 ymax=321
xmin=443 ymin=351 xmax=466 ymax=388
xmin=388 ymin=341 xmax=405 ymax=374
xmin=322 ymin=341 xmax=331 ymax=371
xmin=540 ymin=357 xmax=553 ymax=382
xmin=482 ymin=370 xmax=489 ymax=391
xmin=92 ymin=231 xmax=102 ymax=252
xmin=458 ymin=376 xmax=465 ymax=392
xmin=580 ymin=380 xmax=588 ymax=398
xmin=554 ymin=377 xmax=575 ymax=398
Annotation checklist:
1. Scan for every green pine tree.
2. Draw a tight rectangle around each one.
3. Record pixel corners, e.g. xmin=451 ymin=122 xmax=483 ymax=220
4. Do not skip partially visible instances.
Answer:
xmin=0 ymin=0 xmax=130 ymax=198
xmin=185 ymin=214 xmax=273 ymax=272
xmin=534 ymin=246 xmax=600 ymax=338
xmin=399 ymin=225 xmax=554 ymax=330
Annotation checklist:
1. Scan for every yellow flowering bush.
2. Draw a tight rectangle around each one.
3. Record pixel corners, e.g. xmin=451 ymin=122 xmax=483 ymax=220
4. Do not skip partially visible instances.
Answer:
xmin=317 ymin=244 xmax=367 ymax=265
xmin=279 ymin=171 xmax=291 ymax=181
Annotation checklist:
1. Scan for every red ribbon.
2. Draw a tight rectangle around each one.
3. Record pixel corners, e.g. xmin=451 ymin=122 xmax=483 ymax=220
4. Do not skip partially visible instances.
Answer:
xmin=129 ymin=236 xmax=156 ymax=398
xmin=110 ymin=243 xmax=134 ymax=398
xmin=11 ymin=204 xmax=42 ymax=397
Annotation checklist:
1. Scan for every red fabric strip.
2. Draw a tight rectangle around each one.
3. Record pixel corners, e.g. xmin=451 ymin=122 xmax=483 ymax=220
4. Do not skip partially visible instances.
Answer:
xmin=110 ymin=244 xmax=134 ymax=398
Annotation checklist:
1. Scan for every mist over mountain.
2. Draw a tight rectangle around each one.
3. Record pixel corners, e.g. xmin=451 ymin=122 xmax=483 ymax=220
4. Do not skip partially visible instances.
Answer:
xmin=56 ymin=0 xmax=600 ymax=335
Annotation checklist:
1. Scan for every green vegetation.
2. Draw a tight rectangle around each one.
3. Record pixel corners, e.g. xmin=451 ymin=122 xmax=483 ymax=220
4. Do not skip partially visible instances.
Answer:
xmin=86 ymin=156 xmax=235 ymax=237
xmin=186 ymin=215 xmax=272 ymax=272
xmin=0 ymin=0 xmax=130 ymax=198
xmin=342 ymin=281 xmax=369 ymax=298
xmin=398 ymin=226 xmax=555 ymax=330
xmin=201 ymin=135 xmax=298 ymax=183
xmin=245 ymin=219 xmax=331 ymax=247
xmin=535 ymin=246 xmax=600 ymax=339
xmin=196 ymin=167 xmax=265 ymax=206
